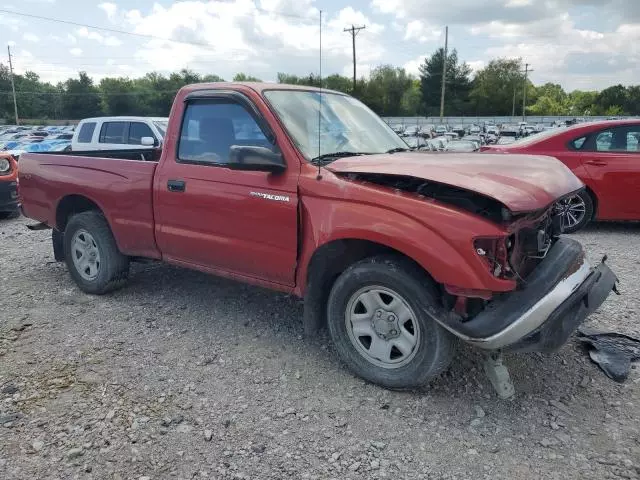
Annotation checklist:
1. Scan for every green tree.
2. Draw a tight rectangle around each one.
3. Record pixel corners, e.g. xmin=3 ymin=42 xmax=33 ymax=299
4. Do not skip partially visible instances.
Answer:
xmin=133 ymin=72 xmax=175 ymax=116
xmin=594 ymin=84 xmax=627 ymax=114
xmin=400 ymin=79 xmax=422 ymax=116
xmin=469 ymin=58 xmax=528 ymax=115
xmin=323 ymin=74 xmax=352 ymax=94
xmin=14 ymin=71 xmax=59 ymax=120
xmin=527 ymin=83 xmax=569 ymax=115
xmin=528 ymin=95 xmax=567 ymax=115
xmin=233 ymin=73 xmax=262 ymax=82
xmin=61 ymin=72 xmax=102 ymax=119
xmin=277 ymin=73 xmax=302 ymax=84
xmin=361 ymin=65 xmax=413 ymax=116
xmin=419 ymin=48 xmax=472 ymax=115
xmin=202 ymin=74 xmax=225 ymax=82
xmin=624 ymin=86 xmax=640 ymax=115
xmin=566 ymin=90 xmax=598 ymax=116
xmin=100 ymin=77 xmax=140 ymax=116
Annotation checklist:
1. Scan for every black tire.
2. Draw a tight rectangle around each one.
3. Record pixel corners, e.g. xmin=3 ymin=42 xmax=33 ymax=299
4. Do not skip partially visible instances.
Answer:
xmin=327 ymin=255 xmax=455 ymax=389
xmin=561 ymin=190 xmax=594 ymax=234
xmin=63 ymin=211 xmax=129 ymax=294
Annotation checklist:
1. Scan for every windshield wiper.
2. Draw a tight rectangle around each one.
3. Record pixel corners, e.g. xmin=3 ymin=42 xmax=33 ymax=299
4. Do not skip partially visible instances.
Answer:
xmin=310 ymin=151 xmax=370 ymax=165
xmin=386 ymin=147 xmax=410 ymax=154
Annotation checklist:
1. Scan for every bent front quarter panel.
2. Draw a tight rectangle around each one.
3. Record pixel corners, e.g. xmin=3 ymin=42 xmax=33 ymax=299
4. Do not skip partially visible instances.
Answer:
xmin=296 ymin=167 xmax=517 ymax=295
xmin=19 ymin=153 xmax=160 ymax=258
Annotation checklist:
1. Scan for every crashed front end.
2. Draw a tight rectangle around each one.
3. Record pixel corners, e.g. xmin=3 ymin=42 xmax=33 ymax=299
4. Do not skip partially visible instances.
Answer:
xmin=449 ymin=236 xmax=618 ymax=352
xmin=334 ymin=170 xmax=620 ymax=354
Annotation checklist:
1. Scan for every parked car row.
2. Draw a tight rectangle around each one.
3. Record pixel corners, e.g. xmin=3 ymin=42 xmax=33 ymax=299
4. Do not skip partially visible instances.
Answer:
xmin=404 ymin=134 xmax=481 ymax=153
xmin=0 ymin=125 xmax=75 ymax=160
xmin=389 ymin=121 xmax=564 ymax=143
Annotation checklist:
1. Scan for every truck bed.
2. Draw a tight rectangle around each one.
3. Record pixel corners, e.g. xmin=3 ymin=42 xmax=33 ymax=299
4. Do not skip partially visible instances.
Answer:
xmin=19 ymin=152 xmax=161 ymax=259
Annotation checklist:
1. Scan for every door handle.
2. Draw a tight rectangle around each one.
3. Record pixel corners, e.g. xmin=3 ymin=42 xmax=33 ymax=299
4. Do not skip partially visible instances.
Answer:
xmin=584 ymin=159 xmax=608 ymax=166
xmin=167 ymin=179 xmax=186 ymax=192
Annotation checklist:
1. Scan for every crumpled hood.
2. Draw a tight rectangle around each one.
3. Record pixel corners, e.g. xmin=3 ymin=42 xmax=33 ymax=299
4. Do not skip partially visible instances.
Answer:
xmin=326 ymin=152 xmax=584 ymax=213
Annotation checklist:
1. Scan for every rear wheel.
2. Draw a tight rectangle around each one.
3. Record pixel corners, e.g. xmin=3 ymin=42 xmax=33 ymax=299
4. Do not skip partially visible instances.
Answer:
xmin=557 ymin=191 xmax=593 ymax=233
xmin=63 ymin=211 xmax=129 ymax=294
xmin=327 ymin=255 xmax=455 ymax=389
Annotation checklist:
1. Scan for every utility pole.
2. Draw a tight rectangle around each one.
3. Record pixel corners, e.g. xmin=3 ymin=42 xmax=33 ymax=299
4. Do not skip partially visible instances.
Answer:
xmin=512 ymin=85 xmax=516 ymax=118
xmin=522 ymin=63 xmax=532 ymax=121
xmin=439 ymin=26 xmax=448 ymax=120
xmin=344 ymin=24 xmax=366 ymax=94
xmin=7 ymin=45 xmax=19 ymax=125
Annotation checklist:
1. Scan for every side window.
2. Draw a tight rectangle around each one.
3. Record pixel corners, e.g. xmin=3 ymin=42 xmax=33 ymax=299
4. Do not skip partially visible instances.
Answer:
xmin=128 ymin=122 xmax=155 ymax=145
xmin=77 ymin=122 xmax=96 ymax=143
xmin=99 ymin=122 xmax=128 ymax=144
xmin=595 ymin=130 xmax=613 ymax=151
xmin=592 ymin=126 xmax=640 ymax=152
xmin=570 ymin=136 xmax=586 ymax=150
xmin=178 ymin=100 xmax=271 ymax=165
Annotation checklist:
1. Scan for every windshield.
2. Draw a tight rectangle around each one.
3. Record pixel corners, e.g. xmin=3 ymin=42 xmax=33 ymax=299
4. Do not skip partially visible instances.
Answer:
xmin=263 ymin=90 xmax=406 ymax=161
xmin=153 ymin=121 xmax=168 ymax=137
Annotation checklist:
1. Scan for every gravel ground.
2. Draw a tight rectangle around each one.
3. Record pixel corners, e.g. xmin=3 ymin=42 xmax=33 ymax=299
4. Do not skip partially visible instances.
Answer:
xmin=1 ymin=215 xmax=639 ymax=480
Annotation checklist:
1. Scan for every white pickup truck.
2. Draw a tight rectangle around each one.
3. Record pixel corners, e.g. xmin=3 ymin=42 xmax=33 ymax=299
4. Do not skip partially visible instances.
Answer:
xmin=71 ymin=116 xmax=168 ymax=151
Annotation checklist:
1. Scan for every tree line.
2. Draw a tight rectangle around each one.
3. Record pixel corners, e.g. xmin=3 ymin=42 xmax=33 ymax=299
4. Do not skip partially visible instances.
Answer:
xmin=1 ymin=49 xmax=639 ymax=122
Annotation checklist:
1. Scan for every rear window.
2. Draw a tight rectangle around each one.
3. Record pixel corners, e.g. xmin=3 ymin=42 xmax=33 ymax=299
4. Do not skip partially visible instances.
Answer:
xmin=77 ymin=122 xmax=96 ymax=143
xmin=570 ymin=136 xmax=587 ymax=150
xmin=99 ymin=122 xmax=128 ymax=144
xmin=128 ymin=122 xmax=155 ymax=145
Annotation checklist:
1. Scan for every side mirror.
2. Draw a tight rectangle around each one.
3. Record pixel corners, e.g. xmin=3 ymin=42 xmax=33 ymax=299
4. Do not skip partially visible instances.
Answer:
xmin=140 ymin=136 xmax=155 ymax=147
xmin=228 ymin=145 xmax=286 ymax=174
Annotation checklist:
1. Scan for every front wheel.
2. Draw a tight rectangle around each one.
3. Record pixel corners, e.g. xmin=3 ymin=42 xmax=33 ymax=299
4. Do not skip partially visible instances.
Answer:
xmin=327 ymin=255 xmax=455 ymax=389
xmin=557 ymin=191 xmax=593 ymax=233
xmin=63 ymin=211 xmax=130 ymax=294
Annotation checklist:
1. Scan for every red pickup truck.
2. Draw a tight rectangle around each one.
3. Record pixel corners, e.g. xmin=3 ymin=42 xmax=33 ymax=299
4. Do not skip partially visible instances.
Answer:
xmin=18 ymin=83 xmax=618 ymax=392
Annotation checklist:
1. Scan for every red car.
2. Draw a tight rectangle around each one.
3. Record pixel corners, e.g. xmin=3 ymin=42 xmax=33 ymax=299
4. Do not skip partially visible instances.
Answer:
xmin=482 ymin=120 xmax=640 ymax=232
xmin=17 ymin=83 xmax=618 ymax=394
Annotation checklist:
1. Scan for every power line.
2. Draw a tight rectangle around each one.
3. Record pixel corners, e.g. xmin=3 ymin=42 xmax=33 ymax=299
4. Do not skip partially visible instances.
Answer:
xmin=0 ymin=5 xmax=315 ymax=51
xmin=0 ymin=89 xmax=181 ymax=96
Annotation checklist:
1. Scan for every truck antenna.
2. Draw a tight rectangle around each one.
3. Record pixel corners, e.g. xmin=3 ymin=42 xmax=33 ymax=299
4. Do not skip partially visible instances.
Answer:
xmin=316 ymin=9 xmax=323 ymax=180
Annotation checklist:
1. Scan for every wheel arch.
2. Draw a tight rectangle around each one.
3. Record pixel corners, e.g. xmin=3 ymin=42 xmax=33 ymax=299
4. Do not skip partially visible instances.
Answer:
xmin=583 ymin=185 xmax=598 ymax=220
xmin=55 ymin=194 xmax=107 ymax=232
xmin=301 ymin=238 xmax=439 ymax=336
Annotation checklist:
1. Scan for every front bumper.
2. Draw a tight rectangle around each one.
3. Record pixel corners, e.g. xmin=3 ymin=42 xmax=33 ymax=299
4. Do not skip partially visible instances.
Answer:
xmin=0 ymin=179 xmax=19 ymax=212
xmin=436 ymin=238 xmax=618 ymax=351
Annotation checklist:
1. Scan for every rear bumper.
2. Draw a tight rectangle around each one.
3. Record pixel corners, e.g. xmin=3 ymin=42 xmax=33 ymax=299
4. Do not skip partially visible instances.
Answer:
xmin=436 ymin=238 xmax=618 ymax=351
xmin=0 ymin=179 xmax=19 ymax=212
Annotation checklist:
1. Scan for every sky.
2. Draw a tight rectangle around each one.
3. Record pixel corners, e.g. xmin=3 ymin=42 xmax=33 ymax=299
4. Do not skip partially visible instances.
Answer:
xmin=0 ymin=0 xmax=638 ymax=91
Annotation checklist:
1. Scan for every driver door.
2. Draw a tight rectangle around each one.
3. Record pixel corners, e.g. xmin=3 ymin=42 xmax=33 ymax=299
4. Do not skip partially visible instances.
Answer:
xmin=153 ymin=94 xmax=300 ymax=286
